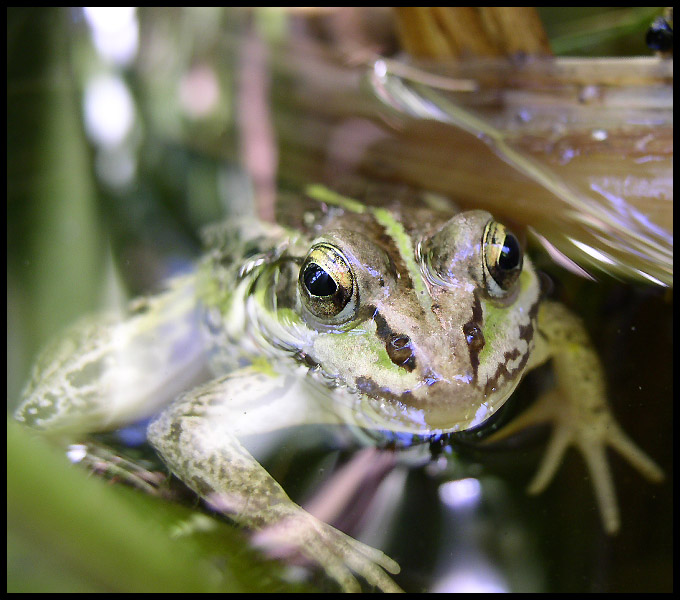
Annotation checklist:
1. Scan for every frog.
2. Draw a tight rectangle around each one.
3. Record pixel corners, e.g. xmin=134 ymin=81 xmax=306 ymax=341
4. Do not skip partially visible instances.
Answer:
xmin=14 ymin=184 xmax=664 ymax=593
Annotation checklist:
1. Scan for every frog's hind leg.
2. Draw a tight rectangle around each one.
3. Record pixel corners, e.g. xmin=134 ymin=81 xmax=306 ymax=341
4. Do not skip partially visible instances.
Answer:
xmin=15 ymin=275 xmax=207 ymax=435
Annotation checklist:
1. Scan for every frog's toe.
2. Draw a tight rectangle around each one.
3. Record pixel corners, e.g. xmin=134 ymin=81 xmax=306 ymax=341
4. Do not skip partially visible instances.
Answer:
xmin=484 ymin=389 xmax=562 ymax=444
xmin=339 ymin=537 xmax=402 ymax=592
xmin=574 ymin=433 xmax=620 ymax=533
xmin=318 ymin=558 xmax=361 ymax=594
xmin=603 ymin=420 xmax=664 ymax=483
xmin=305 ymin=526 xmax=403 ymax=592
xmin=252 ymin=510 xmax=402 ymax=592
xmin=526 ymin=419 xmax=572 ymax=496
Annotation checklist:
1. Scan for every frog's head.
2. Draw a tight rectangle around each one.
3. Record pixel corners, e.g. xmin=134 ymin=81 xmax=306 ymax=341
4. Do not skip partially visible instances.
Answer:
xmin=296 ymin=210 xmax=543 ymax=433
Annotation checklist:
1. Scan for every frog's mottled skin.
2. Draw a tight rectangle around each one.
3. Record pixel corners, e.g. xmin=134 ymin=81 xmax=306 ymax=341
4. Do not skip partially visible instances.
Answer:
xmin=15 ymin=185 xmax=663 ymax=593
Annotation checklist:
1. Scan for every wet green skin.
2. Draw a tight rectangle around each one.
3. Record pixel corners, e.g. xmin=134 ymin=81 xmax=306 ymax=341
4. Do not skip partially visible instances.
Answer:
xmin=15 ymin=185 xmax=663 ymax=593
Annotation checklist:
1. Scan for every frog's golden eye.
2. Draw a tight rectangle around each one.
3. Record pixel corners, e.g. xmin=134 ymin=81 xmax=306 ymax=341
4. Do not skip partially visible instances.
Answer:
xmin=482 ymin=221 xmax=523 ymax=297
xmin=299 ymin=243 xmax=356 ymax=322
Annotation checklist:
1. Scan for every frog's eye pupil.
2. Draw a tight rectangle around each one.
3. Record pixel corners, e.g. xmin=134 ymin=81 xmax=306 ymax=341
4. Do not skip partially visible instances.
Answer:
xmin=304 ymin=264 xmax=337 ymax=297
xmin=483 ymin=220 xmax=523 ymax=296
xmin=300 ymin=243 xmax=356 ymax=322
xmin=499 ymin=234 xmax=521 ymax=271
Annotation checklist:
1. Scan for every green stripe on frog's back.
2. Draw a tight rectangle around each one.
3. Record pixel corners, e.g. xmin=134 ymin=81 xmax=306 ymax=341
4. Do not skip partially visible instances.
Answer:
xmin=305 ymin=185 xmax=431 ymax=313
xmin=371 ymin=206 xmax=430 ymax=311
xmin=305 ymin=184 xmax=368 ymax=215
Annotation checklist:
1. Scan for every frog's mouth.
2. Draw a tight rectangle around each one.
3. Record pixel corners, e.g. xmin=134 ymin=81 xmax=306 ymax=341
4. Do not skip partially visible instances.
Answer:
xmin=352 ymin=371 xmax=505 ymax=432
xmin=354 ymin=375 xmax=416 ymax=405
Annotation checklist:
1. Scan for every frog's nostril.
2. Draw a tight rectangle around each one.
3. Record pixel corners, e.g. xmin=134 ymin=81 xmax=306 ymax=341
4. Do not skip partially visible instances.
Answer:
xmin=463 ymin=322 xmax=485 ymax=353
xmin=386 ymin=334 xmax=416 ymax=372
xmin=462 ymin=321 xmax=485 ymax=377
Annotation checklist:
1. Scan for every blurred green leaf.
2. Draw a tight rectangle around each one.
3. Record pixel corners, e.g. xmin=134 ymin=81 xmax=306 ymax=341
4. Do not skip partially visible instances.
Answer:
xmin=7 ymin=8 xmax=106 ymax=403
xmin=7 ymin=420 xmax=312 ymax=592
xmin=537 ymin=7 xmax=663 ymax=55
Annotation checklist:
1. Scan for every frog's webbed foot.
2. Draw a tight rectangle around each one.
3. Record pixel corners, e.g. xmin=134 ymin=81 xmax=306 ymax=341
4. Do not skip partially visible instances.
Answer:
xmin=495 ymin=388 xmax=664 ymax=534
xmin=147 ymin=368 xmax=402 ymax=593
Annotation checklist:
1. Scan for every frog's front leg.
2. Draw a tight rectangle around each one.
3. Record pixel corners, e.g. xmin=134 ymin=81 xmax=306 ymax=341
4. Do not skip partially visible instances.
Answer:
xmin=147 ymin=367 xmax=402 ymax=593
xmin=502 ymin=300 xmax=664 ymax=534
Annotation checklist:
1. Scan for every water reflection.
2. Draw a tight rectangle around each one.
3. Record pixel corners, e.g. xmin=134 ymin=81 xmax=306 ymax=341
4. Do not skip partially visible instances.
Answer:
xmin=439 ymin=477 xmax=482 ymax=509
xmin=83 ymin=74 xmax=135 ymax=148
xmin=83 ymin=7 xmax=139 ymax=66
